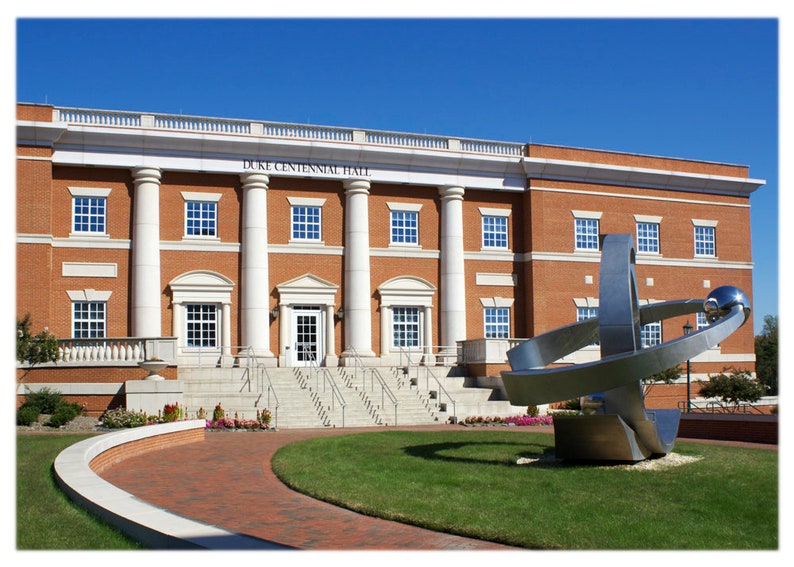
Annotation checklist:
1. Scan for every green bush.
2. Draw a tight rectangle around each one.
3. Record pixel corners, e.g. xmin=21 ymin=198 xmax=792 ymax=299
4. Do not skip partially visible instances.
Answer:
xmin=17 ymin=405 xmax=40 ymax=426
xmin=99 ymin=407 xmax=153 ymax=428
xmin=47 ymin=403 xmax=82 ymax=427
xmin=20 ymin=387 xmax=65 ymax=414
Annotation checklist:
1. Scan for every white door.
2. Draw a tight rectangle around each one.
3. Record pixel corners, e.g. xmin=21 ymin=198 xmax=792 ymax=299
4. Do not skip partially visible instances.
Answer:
xmin=291 ymin=307 xmax=323 ymax=366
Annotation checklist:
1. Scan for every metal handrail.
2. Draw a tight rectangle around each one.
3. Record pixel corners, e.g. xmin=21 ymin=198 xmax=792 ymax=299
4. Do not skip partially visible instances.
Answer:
xmin=303 ymin=350 xmax=346 ymax=427
xmin=257 ymin=362 xmax=279 ymax=429
xmin=346 ymin=345 xmax=399 ymax=425
xmin=399 ymin=347 xmax=457 ymax=418
xmin=680 ymin=399 xmax=766 ymax=415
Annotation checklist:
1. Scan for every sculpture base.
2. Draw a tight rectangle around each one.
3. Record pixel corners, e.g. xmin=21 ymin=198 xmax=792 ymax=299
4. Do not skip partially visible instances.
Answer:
xmin=553 ymin=414 xmax=654 ymax=462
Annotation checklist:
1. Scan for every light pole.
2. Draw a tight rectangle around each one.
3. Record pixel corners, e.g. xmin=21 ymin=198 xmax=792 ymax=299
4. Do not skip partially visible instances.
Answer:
xmin=683 ymin=321 xmax=693 ymax=412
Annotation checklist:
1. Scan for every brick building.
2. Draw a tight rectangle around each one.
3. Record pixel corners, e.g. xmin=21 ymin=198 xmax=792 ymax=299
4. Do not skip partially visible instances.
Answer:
xmin=15 ymin=103 xmax=764 ymax=421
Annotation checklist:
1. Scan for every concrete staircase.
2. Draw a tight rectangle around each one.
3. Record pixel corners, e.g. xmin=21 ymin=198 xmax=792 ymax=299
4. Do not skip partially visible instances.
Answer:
xmin=180 ymin=364 xmax=523 ymax=429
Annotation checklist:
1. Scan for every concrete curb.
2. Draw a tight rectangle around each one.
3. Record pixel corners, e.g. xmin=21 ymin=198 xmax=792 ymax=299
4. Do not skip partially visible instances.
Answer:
xmin=53 ymin=419 xmax=290 ymax=550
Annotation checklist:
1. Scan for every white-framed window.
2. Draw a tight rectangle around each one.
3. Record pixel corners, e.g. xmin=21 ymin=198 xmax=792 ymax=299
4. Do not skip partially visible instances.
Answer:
xmin=72 ymin=301 xmax=106 ymax=338
xmin=390 ymin=210 xmax=419 ymax=245
xmin=185 ymin=304 xmax=218 ymax=348
xmin=641 ymin=321 xmax=662 ymax=348
xmin=484 ymin=307 xmax=510 ymax=339
xmin=392 ymin=306 xmax=420 ymax=348
xmin=696 ymin=312 xmax=709 ymax=330
xmin=185 ymin=200 xmax=217 ymax=237
xmin=69 ymin=187 xmax=111 ymax=236
xmin=636 ymin=221 xmax=660 ymax=254
xmin=287 ymin=197 xmax=326 ymax=243
xmin=572 ymin=210 xmax=602 ymax=251
xmin=482 ymin=216 xmax=508 ymax=248
xmin=694 ymin=225 xmax=716 ymax=257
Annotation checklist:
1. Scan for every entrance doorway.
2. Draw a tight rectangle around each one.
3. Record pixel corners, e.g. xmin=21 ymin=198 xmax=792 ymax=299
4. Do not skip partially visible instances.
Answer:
xmin=291 ymin=306 xmax=323 ymax=366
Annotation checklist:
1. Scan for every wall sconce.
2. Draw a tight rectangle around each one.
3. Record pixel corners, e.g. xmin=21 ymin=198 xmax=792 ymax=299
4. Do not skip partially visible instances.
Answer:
xmin=336 ymin=307 xmax=344 ymax=321
xmin=271 ymin=306 xmax=279 ymax=320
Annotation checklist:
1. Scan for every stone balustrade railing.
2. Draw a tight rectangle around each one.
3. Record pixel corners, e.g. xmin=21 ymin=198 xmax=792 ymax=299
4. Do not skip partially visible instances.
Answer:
xmin=458 ymin=338 xmax=527 ymax=365
xmin=55 ymin=337 xmax=178 ymax=365
xmin=53 ymin=107 xmax=526 ymax=157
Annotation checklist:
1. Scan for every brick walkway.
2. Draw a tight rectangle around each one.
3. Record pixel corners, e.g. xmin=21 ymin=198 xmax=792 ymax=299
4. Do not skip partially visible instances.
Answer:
xmin=98 ymin=425 xmax=519 ymax=550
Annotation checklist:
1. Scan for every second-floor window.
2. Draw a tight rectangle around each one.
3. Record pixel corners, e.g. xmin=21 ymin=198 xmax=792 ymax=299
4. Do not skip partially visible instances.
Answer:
xmin=291 ymin=205 xmax=322 ymax=241
xmin=482 ymin=215 xmax=508 ymax=249
xmin=185 ymin=201 xmax=217 ymax=237
xmin=641 ymin=322 xmax=662 ymax=348
xmin=636 ymin=222 xmax=660 ymax=254
xmin=575 ymin=218 xmax=600 ymax=250
xmin=694 ymin=225 xmax=716 ymax=257
xmin=484 ymin=307 xmax=510 ymax=339
xmin=390 ymin=210 xmax=419 ymax=245
xmin=73 ymin=196 xmax=106 ymax=234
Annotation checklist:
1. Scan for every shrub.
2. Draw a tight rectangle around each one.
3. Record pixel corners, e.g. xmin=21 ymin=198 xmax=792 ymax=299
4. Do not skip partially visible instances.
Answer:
xmin=213 ymin=403 xmax=225 ymax=421
xmin=100 ymin=407 xmax=152 ymax=429
xmin=47 ymin=403 xmax=83 ymax=427
xmin=162 ymin=402 xmax=184 ymax=422
xmin=17 ymin=405 xmax=40 ymax=426
xmin=20 ymin=387 xmax=65 ymax=414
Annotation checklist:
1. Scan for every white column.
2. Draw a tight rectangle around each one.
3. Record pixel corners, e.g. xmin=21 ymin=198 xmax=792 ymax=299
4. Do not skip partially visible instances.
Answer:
xmin=423 ymin=305 xmax=436 ymax=365
xmin=131 ymin=167 xmax=162 ymax=338
xmin=325 ymin=304 xmax=338 ymax=366
xmin=343 ymin=177 xmax=375 ymax=360
xmin=439 ymin=185 xmax=467 ymax=355
xmin=240 ymin=172 xmax=273 ymax=357
xmin=278 ymin=304 xmax=289 ymax=366
xmin=172 ymin=303 xmax=184 ymax=347
xmin=380 ymin=305 xmax=391 ymax=359
xmin=222 ymin=302 xmax=232 ymax=362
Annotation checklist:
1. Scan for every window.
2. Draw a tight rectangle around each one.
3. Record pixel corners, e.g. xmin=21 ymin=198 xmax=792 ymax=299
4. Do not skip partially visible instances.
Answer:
xmin=694 ymin=225 xmax=716 ymax=257
xmin=73 ymin=301 xmax=106 ymax=338
xmin=696 ymin=312 xmax=709 ymax=330
xmin=390 ymin=210 xmax=418 ymax=245
xmin=185 ymin=201 xmax=217 ymax=237
xmin=640 ymin=322 xmax=662 ymax=348
xmin=482 ymin=216 xmax=508 ymax=249
xmin=392 ymin=307 xmax=420 ymax=348
xmin=636 ymin=222 xmax=660 ymax=253
xmin=575 ymin=218 xmax=600 ymax=250
xmin=185 ymin=304 xmax=218 ymax=348
xmin=484 ymin=307 xmax=510 ymax=339
xmin=73 ymin=196 xmax=106 ymax=234
xmin=291 ymin=205 xmax=322 ymax=241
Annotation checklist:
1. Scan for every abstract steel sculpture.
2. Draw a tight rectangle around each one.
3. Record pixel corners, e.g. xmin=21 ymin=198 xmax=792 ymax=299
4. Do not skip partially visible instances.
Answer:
xmin=501 ymin=234 xmax=751 ymax=461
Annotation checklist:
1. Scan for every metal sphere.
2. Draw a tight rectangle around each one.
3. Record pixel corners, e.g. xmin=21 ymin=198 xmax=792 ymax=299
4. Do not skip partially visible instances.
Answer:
xmin=704 ymin=286 xmax=751 ymax=323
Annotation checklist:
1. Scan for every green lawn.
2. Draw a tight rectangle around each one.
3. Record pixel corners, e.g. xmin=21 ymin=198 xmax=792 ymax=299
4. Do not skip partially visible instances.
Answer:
xmin=271 ymin=429 xmax=778 ymax=550
xmin=16 ymin=434 xmax=144 ymax=550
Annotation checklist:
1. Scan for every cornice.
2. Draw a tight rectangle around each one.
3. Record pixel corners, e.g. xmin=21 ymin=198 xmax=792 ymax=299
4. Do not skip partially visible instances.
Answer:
xmin=522 ymin=157 xmax=764 ymax=197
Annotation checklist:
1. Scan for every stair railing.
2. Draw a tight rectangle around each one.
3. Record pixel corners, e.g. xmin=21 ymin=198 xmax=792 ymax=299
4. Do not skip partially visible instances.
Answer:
xmin=305 ymin=352 xmax=347 ymax=427
xmin=256 ymin=362 xmax=280 ymax=429
xmin=399 ymin=347 xmax=456 ymax=419
xmin=346 ymin=345 xmax=399 ymax=425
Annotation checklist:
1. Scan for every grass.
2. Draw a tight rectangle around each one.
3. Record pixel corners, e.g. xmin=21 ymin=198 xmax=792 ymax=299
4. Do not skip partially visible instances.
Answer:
xmin=271 ymin=429 xmax=778 ymax=550
xmin=16 ymin=433 xmax=144 ymax=550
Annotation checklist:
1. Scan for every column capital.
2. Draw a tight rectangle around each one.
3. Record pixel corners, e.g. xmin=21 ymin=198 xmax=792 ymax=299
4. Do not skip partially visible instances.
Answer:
xmin=343 ymin=177 xmax=371 ymax=194
xmin=131 ymin=166 xmax=162 ymax=184
xmin=439 ymin=184 xmax=465 ymax=200
xmin=240 ymin=171 xmax=270 ymax=189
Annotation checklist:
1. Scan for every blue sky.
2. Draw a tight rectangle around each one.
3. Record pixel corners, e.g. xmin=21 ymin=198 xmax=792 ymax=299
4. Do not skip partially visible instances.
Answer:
xmin=14 ymin=15 xmax=780 ymax=334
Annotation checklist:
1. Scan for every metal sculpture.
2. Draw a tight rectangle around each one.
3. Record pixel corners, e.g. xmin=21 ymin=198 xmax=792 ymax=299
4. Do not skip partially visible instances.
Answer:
xmin=501 ymin=234 xmax=751 ymax=461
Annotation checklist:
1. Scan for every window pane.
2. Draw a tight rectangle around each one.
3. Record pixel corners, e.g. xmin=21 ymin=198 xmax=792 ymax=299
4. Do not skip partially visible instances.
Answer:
xmin=694 ymin=226 xmax=715 ymax=256
xmin=186 ymin=304 xmax=217 ymax=348
xmin=576 ymin=306 xmax=599 ymax=346
xmin=391 ymin=210 xmax=418 ymax=244
xmin=636 ymin=222 xmax=659 ymax=253
xmin=73 ymin=197 xmax=106 ymax=234
xmin=392 ymin=307 xmax=420 ymax=348
xmin=482 ymin=216 xmax=508 ymax=248
xmin=292 ymin=206 xmax=321 ymax=240
xmin=575 ymin=218 xmax=599 ymax=250
xmin=484 ymin=307 xmax=510 ymax=339
xmin=186 ymin=201 xmax=217 ymax=237
xmin=72 ymin=301 xmax=106 ymax=338
xmin=641 ymin=322 xmax=662 ymax=348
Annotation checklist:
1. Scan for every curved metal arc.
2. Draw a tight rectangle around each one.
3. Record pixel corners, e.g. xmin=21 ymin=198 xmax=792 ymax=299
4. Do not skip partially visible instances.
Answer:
xmin=502 ymin=303 xmax=747 ymax=406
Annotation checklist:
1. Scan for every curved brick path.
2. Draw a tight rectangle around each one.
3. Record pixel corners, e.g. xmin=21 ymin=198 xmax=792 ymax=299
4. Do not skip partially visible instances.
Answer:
xmin=99 ymin=425 xmax=520 ymax=550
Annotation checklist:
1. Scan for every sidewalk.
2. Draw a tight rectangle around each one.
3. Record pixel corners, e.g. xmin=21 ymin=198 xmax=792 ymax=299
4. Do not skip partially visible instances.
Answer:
xmin=98 ymin=425 xmax=518 ymax=550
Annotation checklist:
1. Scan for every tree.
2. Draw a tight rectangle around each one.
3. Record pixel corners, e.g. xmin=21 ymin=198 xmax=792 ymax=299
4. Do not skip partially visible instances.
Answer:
xmin=698 ymin=367 xmax=766 ymax=410
xmin=17 ymin=315 xmax=59 ymax=370
xmin=754 ymin=314 xmax=778 ymax=396
xmin=642 ymin=364 xmax=682 ymax=396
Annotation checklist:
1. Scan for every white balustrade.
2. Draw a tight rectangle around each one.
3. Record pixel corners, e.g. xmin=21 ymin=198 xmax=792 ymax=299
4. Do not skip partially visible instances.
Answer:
xmin=54 ymin=106 xmax=525 ymax=157
xmin=54 ymin=337 xmax=176 ymax=365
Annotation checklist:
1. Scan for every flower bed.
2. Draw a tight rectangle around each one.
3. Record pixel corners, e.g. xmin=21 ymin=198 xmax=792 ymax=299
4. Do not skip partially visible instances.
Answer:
xmin=461 ymin=414 xmax=554 ymax=427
